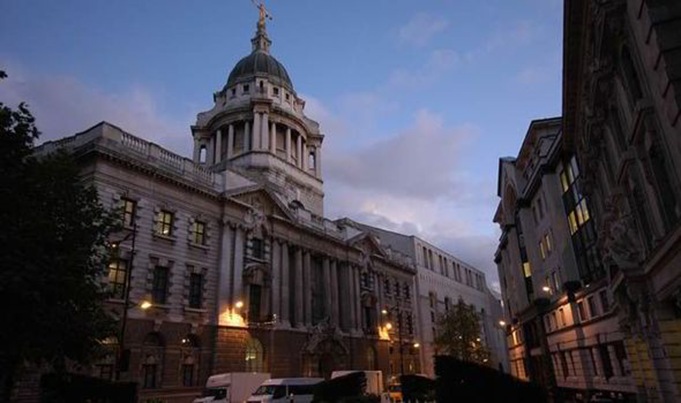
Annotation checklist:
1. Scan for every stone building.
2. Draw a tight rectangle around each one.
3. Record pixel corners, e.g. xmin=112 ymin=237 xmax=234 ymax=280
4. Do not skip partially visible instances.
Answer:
xmin=495 ymin=118 xmax=637 ymax=401
xmin=346 ymin=220 xmax=509 ymax=379
xmin=495 ymin=0 xmax=681 ymax=401
xmin=35 ymin=17 xmax=419 ymax=402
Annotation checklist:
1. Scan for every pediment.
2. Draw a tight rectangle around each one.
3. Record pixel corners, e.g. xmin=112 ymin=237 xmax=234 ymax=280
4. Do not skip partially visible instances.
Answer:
xmin=349 ymin=232 xmax=387 ymax=263
xmin=226 ymin=186 xmax=293 ymax=222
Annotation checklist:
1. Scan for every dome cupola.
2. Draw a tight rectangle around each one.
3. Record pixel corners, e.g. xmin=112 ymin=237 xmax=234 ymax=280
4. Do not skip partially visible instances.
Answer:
xmin=225 ymin=7 xmax=294 ymax=93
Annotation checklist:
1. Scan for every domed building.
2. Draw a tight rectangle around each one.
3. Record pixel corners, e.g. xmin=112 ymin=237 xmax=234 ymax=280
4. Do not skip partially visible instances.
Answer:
xmin=33 ymin=13 xmax=421 ymax=402
xmin=191 ymin=18 xmax=325 ymax=216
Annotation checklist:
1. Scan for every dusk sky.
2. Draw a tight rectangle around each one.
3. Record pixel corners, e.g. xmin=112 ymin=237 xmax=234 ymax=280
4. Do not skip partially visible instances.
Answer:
xmin=1 ymin=0 xmax=564 ymax=291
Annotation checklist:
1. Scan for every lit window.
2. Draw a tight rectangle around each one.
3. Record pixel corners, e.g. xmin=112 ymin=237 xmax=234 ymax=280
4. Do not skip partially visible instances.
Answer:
xmin=108 ymin=259 xmax=127 ymax=299
xmin=245 ymin=338 xmax=264 ymax=372
xmin=522 ymin=262 xmax=532 ymax=278
xmin=567 ymin=212 xmax=578 ymax=235
xmin=156 ymin=210 xmax=174 ymax=236
xmin=122 ymin=198 xmax=136 ymax=227
xmin=545 ymin=233 xmax=552 ymax=253
xmin=539 ymin=241 xmax=546 ymax=260
xmin=191 ymin=220 xmax=206 ymax=245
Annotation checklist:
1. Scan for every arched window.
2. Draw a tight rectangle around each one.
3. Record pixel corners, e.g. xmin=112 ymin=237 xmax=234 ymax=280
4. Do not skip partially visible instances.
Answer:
xmin=181 ymin=334 xmax=200 ymax=386
xmin=245 ymin=337 xmax=264 ymax=372
xmin=199 ymin=145 xmax=207 ymax=164
xmin=141 ymin=332 xmax=164 ymax=389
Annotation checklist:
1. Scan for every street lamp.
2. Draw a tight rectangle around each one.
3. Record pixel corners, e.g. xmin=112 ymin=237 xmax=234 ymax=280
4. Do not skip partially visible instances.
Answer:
xmin=382 ymin=306 xmax=406 ymax=376
xmin=110 ymin=223 xmax=147 ymax=381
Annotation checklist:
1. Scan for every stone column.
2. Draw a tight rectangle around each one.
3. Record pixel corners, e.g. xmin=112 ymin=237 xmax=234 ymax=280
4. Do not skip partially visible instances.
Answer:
xmin=354 ymin=266 xmax=362 ymax=331
xmin=286 ymin=128 xmax=292 ymax=162
xmin=296 ymin=134 xmax=302 ymax=168
xmin=193 ymin=137 xmax=200 ymax=162
xmin=294 ymin=248 xmax=304 ymax=327
xmin=303 ymin=251 xmax=312 ymax=326
xmin=218 ymin=224 xmax=234 ymax=318
xmin=227 ymin=124 xmax=234 ymax=159
xmin=280 ymin=242 xmax=290 ymax=326
xmin=215 ymin=129 xmax=223 ymax=163
xmin=253 ymin=113 xmax=261 ymax=150
xmin=244 ymin=121 xmax=251 ymax=151
xmin=302 ymin=141 xmax=308 ymax=171
xmin=207 ymin=136 xmax=215 ymax=165
xmin=270 ymin=122 xmax=277 ymax=154
xmin=271 ymin=239 xmax=281 ymax=321
xmin=261 ymin=112 xmax=269 ymax=150
xmin=323 ymin=258 xmax=331 ymax=319
xmin=349 ymin=265 xmax=357 ymax=331
xmin=330 ymin=260 xmax=339 ymax=326
xmin=233 ymin=227 xmax=245 ymax=303
xmin=316 ymin=145 xmax=322 ymax=178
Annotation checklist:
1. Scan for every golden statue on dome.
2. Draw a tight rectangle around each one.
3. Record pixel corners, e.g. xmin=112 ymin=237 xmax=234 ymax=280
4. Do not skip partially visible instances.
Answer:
xmin=252 ymin=0 xmax=273 ymax=29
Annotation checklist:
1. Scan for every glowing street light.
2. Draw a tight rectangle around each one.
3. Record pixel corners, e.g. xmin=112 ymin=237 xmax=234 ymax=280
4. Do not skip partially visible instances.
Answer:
xmin=499 ymin=320 xmax=507 ymax=327
xmin=542 ymin=286 xmax=551 ymax=293
xmin=235 ymin=300 xmax=244 ymax=309
xmin=140 ymin=300 xmax=152 ymax=310
xmin=413 ymin=342 xmax=420 ymax=348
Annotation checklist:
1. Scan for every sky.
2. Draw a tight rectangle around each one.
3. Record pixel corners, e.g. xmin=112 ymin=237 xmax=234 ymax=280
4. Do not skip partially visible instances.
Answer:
xmin=0 ymin=0 xmax=564 ymax=292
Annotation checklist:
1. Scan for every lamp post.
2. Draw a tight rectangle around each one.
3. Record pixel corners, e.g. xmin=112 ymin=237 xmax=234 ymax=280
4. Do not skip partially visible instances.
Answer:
xmin=382 ymin=306 xmax=406 ymax=376
xmin=113 ymin=223 xmax=137 ymax=381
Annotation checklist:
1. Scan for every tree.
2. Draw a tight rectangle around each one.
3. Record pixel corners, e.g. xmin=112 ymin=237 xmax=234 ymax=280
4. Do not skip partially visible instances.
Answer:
xmin=0 ymin=70 xmax=118 ymax=401
xmin=434 ymin=297 xmax=490 ymax=365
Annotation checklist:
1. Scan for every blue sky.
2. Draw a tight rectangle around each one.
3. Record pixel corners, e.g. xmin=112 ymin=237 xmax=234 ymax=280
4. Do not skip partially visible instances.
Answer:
xmin=1 ymin=0 xmax=564 ymax=290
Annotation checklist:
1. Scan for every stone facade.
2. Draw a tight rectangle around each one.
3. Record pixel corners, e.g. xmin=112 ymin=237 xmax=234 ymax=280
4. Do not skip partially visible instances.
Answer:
xmin=29 ymin=19 xmax=423 ymax=402
xmin=495 ymin=1 xmax=681 ymax=401
xmin=347 ymin=221 xmax=509 ymax=379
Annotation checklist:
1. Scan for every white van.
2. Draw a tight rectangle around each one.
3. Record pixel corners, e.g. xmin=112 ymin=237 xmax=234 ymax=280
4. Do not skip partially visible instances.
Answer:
xmin=247 ymin=377 xmax=323 ymax=403
xmin=193 ymin=372 xmax=271 ymax=403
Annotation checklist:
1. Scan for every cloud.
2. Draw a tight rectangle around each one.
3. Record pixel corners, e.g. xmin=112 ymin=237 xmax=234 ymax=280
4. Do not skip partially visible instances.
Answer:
xmin=325 ymin=108 xmax=477 ymax=200
xmin=309 ymin=102 xmax=500 ymax=285
xmin=388 ymin=48 xmax=460 ymax=88
xmin=463 ymin=20 xmax=537 ymax=62
xmin=398 ymin=13 xmax=449 ymax=47
xmin=1 ymin=62 xmax=191 ymax=155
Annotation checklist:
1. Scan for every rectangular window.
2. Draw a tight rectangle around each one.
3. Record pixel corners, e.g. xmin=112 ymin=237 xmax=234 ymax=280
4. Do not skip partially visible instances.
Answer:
xmin=152 ymin=266 xmax=169 ymax=305
xmin=251 ymin=238 xmax=264 ymax=259
xmin=552 ymin=270 xmax=561 ymax=292
xmin=156 ymin=210 xmax=174 ymax=236
xmin=122 ymin=198 xmax=136 ymax=227
xmin=539 ymin=241 xmax=546 ymax=260
xmin=182 ymin=364 xmax=194 ymax=386
xmin=191 ymin=220 xmax=206 ymax=245
xmin=545 ymin=233 xmax=552 ymax=253
xmin=243 ymin=84 xmax=250 ymax=93
xmin=590 ymin=348 xmax=599 ymax=376
xmin=189 ymin=273 xmax=203 ymax=309
xmin=522 ymin=262 xmax=532 ymax=278
xmin=599 ymin=344 xmax=614 ymax=379
xmin=384 ymin=278 xmax=391 ymax=295
xmin=561 ymin=351 xmax=569 ymax=377
xmin=599 ymin=290 xmax=610 ymax=313
xmin=559 ymin=308 xmax=566 ymax=327
xmin=588 ymin=296 xmax=599 ymax=318
xmin=143 ymin=364 xmax=157 ymax=388
xmin=577 ymin=301 xmax=587 ymax=322
xmin=248 ymin=284 xmax=262 ymax=322
xmin=108 ymin=259 xmax=128 ymax=299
